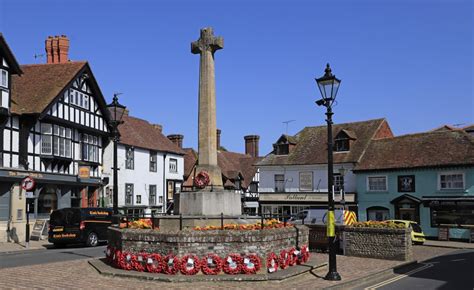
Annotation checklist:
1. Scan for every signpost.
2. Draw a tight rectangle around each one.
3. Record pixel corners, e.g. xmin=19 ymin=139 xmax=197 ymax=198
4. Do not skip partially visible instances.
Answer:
xmin=21 ymin=176 xmax=36 ymax=249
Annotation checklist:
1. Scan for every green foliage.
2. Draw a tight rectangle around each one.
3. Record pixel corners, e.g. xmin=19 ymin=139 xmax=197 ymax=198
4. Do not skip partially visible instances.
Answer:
xmin=350 ymin=221 xmax=406 ymax=229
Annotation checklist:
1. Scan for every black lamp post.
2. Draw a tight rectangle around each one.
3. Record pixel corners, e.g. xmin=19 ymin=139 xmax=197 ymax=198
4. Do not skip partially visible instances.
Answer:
xmin=107 ymin=93 xmax=126 ymax=218
xmin=315 ymin=63 xmax=342 ymax=281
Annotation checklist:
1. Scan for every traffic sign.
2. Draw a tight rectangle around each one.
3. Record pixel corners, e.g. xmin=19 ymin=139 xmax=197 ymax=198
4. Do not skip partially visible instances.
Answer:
xmin=21 ymin=176 xmax=36 ymax=191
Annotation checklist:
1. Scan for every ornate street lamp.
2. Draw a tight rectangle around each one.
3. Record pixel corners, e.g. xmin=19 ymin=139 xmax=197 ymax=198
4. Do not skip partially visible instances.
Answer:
xmin=107 ymin=93 xmax=126 ymax=217
xmin=315 ymin=63 xmax=342 ymax=281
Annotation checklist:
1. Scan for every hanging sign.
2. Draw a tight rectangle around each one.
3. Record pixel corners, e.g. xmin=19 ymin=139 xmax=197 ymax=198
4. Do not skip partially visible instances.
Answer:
xmin=79 ymin=166 xmax=90 ymax=179
xmin=21 ymin=176 xmax=36 ymax=191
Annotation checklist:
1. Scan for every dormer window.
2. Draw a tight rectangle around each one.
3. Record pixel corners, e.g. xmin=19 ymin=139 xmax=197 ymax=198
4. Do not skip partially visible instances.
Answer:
xmin=334 ymin=129 xmax=356 ymax=152
xmin=276 ymin=144 xmax=289 ymax=155
xmin=273 ymin=135 xmax=297 ymax=155
xmin=334 ymin=138 xmax=349 ymax=152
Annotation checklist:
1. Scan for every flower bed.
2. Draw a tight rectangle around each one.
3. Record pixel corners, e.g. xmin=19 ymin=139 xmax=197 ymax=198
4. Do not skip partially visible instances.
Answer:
xmin=105 ymin=244 xmax=310 ymax=275
xmin=194 ymin=219 xmax=292 ymax=231
xmin=350 ymin=221 xmax=405 ymax=229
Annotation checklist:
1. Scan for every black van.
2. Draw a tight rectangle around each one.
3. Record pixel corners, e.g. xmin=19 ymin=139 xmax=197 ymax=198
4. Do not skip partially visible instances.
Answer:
xmin=48 ymin=207 xmax=113 ymax=247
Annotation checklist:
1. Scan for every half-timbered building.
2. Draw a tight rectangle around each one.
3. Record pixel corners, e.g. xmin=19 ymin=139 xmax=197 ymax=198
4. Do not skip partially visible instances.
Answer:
xmin=0 ymin=35 xmax=112 ymax=242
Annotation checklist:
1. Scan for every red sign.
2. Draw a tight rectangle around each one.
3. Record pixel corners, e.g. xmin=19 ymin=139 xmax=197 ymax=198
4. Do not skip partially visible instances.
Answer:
xmin=21 ymin=176 xmax=36 ymax=191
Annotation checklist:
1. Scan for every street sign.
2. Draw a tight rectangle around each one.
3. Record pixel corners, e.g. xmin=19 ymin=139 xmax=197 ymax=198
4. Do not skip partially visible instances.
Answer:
xmin=21 ymin=176 xmax=36 ymax=191
xmin=25 ymin=191 xmax=35 ymax=198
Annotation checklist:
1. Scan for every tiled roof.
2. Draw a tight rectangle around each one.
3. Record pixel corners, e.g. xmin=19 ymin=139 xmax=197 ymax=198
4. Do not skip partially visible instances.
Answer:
xmin=11 ymin=62 xmax=86 ymax=114
xmin=182 ymin=148 xmax=261 ymax=189
xmin=354 ymin=130 xmax=474 ymax=171
xmin=463 ymin=124 xmax=474 ymax=132
xmin=118 ymin=115 xmax=185 ymax=155
xmin=0 ymin=33 xmax=22 ymax=75
xmin=258 ymin=118 xmax=390 ymax=166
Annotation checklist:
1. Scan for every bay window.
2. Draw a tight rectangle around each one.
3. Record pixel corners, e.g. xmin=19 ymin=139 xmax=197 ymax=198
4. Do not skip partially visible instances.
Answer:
xmin=41 ymin=123 xmax=71 ymax=158
xmin=82 ymin=133 xmax=99 ymax=163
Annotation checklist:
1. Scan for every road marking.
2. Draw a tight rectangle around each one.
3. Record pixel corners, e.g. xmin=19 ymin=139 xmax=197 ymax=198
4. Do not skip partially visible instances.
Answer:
xmin=364 ymin=263 xmax=434 ymax=290
xmin=451 ymin=259 xmax=465 ymax=262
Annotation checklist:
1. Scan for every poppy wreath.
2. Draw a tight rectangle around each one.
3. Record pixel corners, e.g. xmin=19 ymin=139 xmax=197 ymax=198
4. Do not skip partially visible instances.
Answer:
xmin=300 ymin=245 xmax=310 ymax=263
xmin=112 ymin=249 xmax=122 ymax=268
xmin=241 ymin=254 xmax=262 ymax=274
xmin=162 ymin=254 xmax=181 ymax=275
xmin=105 ymin=246 xmax=114 ymax=264
xmin=201 ymin=254 xmax=222 ymax=275
xmin=222 ymin=253 xmax=243 ymax=275
xmin=279 ymin=249 xmax=290 ymax=269
xmin=145 ymin=253 xmax=163 ymax=273
xmin=131 ymin=253 xmax=147 ymax=272
xmin=194 ymin=171 xmax=210 ymax=188
xmin=120 ymin=252 xmax=134 ymax=270
xmin=266 ymin=252 xmax=279 ymax=273
xmin=179 ymin=254 xmax=201 ymax=275
xmin=287 ymin=248 xmax=298 ymax=266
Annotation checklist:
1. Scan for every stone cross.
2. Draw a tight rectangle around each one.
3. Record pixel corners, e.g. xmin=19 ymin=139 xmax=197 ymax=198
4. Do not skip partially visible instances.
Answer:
xmin=191 ymin=27 xmax=224 ymax=187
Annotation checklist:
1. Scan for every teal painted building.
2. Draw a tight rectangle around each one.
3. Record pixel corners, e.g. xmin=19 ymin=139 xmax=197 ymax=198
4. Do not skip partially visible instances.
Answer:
xmin=354 ymin=130 xmax=474 ymax=240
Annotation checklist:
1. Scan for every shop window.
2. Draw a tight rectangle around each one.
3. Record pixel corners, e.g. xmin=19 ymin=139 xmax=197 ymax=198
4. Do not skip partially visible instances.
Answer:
xmin=367 ymin=206 xmax=390 ymax=221
xmin=430 ymin=203 xmax=474 ymax=226
xmin=367 ymin=176 xmax=387 ymax=191
xmin=439 ymin=173 xmax=464 ymax=190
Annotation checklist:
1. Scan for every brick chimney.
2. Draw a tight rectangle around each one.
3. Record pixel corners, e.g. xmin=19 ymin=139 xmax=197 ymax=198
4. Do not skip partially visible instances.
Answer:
xmin=244 ymin=135 xmax=260 ymax=157
xmin=45 ymin=35 xmax=70 ymax=64
xmin=152 ymin=124 xmax=162 ymax=133
xmin=167 ymin=134 xmax=184 ymax=148
xmin=216 ymin=129 xmax=221 ymax=150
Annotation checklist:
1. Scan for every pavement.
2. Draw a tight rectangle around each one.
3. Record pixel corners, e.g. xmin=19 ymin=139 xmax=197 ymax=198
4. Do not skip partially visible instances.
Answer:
xmin=0 ymin=240 xmax=51 ymax=254
xmin=424 ymin=239 xmax=474 ymax=249
xmin=0 ymin=246 xmax=458 ymax=289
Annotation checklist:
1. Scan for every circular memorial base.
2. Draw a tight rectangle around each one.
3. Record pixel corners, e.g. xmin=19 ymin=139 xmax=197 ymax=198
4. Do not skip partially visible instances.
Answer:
xmin=106 ymin=225 xmax=310 ymax=275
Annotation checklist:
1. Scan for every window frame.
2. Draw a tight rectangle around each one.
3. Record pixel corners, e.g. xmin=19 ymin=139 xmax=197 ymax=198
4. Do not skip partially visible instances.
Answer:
xmin=334 ymin=138 xmax=350 ymax=152
xmin=438 ymin=172 xmax=465 ymax=190
xmin=169 ymin=158 xmax=178 ymax=173
xmin=149 ymin=151 xmax=157 ymax=172
xmin=0 ymin=69 xmax=8 ymax=88
xmin=274 ymin=174 xmax=285 ymax=192
xmin=367 ymin=175 xmax=388 ymax=192
xmin=149 ymin=184 xmax=157 ymax=205
xmin=125 ymin=183 xmax=134 ymax=205
xmin=41 ymin=123 xmax=72 ymax=158
xmin=81 ymin=133 xmax=100 ymax=163
xmin=125 ymin=146 xmax=134 ymax=169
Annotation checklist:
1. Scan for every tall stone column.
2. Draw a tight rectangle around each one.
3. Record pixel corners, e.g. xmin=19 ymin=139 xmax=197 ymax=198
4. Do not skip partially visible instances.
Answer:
xmin=191 ymin=27 xmax=223 ymax=187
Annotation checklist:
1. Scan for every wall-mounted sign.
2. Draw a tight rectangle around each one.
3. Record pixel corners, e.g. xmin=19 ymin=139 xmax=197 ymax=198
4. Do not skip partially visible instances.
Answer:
xmin=21 ymin=176 xmax=36 ymax=191
xmin=259 ymin=193 xmax=356 ymax=203
xmin=299 ymin=172 xmax=313 ymax=191
xmin=398 ymin=175 xmax=415 ymax=192
xmin=79 ymin=166 xmax=90 ymax=179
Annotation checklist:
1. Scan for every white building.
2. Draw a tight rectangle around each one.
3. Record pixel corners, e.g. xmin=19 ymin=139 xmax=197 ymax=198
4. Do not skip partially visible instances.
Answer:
xmin=0 ymin=35 xmax=112 ymax=242
xmin=103 ymin=113 xmax=185 ymax=215
xmin=256 ymin=119 xmax=394 ymax=218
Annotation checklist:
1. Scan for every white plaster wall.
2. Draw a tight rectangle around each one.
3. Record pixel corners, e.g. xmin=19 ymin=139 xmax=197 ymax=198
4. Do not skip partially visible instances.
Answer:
xmin=103 ymin=144 xmax=184 ymax=209
xmin=258 ymin=163 xmax=356 ymax=193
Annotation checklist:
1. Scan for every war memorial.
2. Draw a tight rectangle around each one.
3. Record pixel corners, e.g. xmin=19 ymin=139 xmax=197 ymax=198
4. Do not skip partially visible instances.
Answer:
xmin=93 ymin=28 xmax=313 ymax=279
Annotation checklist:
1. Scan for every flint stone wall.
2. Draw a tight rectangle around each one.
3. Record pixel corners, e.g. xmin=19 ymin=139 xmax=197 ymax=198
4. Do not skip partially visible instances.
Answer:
xmin=108 ymin=225 xmax=309 ymax=258
xmin=343 ymin=227 xmax=413 ymax=261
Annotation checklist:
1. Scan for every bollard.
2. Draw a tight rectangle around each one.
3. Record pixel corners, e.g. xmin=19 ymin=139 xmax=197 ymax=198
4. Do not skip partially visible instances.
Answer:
xmin=261 ymin=213 xmax=264 ymax=230
xmin=179 ymin=214 xmax=183 ymax=231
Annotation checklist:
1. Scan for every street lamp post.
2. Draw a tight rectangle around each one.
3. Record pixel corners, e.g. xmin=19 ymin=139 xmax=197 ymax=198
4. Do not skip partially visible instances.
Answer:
xmin=316 ymin=63 xmax=342 ymax=281
xmin=107 ymin=93 xmax=126 ymax=219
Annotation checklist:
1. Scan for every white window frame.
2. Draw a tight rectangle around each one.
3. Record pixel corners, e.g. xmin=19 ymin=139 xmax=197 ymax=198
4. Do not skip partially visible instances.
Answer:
xmin=367 ymin=175 xmax=388 ymax=192
xmin=438 ymin=172 xmax=465 ymax=190
xmin=169 ymin=158 xmax=177 ymax=173
xmin=0 ymin=69 xmax=8 ymax=88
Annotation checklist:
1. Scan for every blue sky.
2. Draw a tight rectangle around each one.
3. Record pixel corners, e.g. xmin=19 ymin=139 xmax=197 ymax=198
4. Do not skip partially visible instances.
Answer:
xmin=1 ymin=0 xmax=472 ymax=154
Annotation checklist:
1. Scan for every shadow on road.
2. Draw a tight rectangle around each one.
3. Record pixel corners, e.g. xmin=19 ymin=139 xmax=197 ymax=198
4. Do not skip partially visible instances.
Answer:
xmin=393 ymin=250 xmax=474 ymax=290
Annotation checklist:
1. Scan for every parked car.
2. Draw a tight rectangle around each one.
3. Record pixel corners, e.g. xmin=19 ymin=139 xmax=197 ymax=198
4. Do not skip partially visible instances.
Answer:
xmin=48 ymin=207 xmax=113 ymax=247
xmin=386 ymin=219 xmax=426 ymax=245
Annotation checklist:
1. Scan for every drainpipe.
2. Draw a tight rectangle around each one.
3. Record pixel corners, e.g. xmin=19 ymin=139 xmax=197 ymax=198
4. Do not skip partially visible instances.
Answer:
xmin=163 ymin=153 xmax=167 ymax=214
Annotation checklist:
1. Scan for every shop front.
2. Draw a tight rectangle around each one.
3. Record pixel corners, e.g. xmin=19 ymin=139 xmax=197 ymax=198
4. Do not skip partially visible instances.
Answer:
xmin=422 ymin=196 xmax=474 ymax=240
xmin=259 ymin=192 xmax=357 ymax=220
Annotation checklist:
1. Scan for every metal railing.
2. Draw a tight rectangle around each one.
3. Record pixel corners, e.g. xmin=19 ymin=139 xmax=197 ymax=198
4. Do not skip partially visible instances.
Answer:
xmin=116 ymin=212 xmax=299 ymax=231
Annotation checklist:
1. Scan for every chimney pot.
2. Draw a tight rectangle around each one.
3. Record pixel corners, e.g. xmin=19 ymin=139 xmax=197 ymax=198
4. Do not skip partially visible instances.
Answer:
xmin=152 ymin=124 xmax=162 ymax=133
xmin=45 ymin=35 xmax=69 ymax=64
xmin=167 ymin=134 xmax=184 ymax=149
xmin=244 ymin=135 xmax=260 ymax=157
